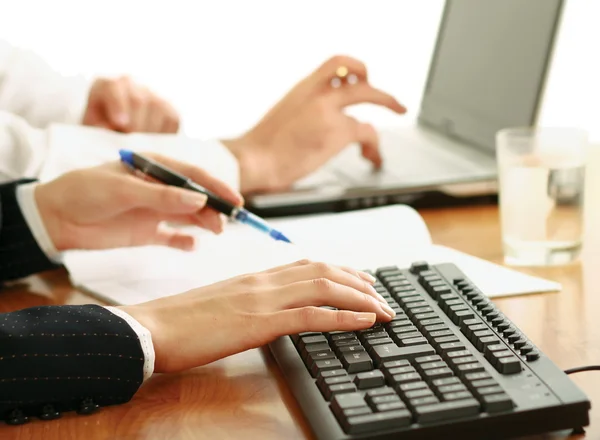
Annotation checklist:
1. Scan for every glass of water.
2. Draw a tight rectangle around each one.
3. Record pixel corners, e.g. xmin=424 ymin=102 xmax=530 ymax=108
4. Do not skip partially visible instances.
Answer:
xmin=496 ymin=127 xmax=587 ymax=266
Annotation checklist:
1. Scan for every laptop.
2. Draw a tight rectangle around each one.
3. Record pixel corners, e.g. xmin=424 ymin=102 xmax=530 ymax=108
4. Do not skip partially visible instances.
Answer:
xmin=246 ymin=0 xmax=565 ymax=217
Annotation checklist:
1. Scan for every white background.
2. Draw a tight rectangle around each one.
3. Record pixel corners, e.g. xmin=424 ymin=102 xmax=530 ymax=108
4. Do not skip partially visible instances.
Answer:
xmin=0 ymin=0 xmax=598 ymax=141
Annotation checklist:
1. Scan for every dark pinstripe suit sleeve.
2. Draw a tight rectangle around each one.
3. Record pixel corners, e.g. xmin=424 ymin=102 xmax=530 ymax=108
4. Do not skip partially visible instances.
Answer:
xmin=0 ymin=304 xmax=145 ymax=423
xmin=0 ymin=179 xmax=62 ymax=282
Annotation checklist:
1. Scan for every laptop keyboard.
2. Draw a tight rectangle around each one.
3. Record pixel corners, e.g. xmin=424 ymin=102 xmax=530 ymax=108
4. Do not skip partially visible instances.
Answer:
xmin=269 ymin=261 xmax=590 ymax=439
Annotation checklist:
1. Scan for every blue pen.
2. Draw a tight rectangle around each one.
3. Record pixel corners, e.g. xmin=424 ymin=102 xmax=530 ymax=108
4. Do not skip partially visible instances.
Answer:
xmin=118 ymin=149 xmax=292 ymax=243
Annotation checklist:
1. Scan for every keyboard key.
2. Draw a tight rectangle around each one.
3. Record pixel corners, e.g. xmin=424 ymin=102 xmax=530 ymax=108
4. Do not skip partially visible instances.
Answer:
xmin=341 ymin=351 xmax=373 ymax=373
xmin=512 ymin=338 xmax=527 ymax=349
xmin=434 ymin=335 xmax=460 ymax=345
xmin=394 ymin=332 xmax=423 ymax=342
xmin=404 ymin=388 xmax=434 ymax=400
xmin=424 ymin=324 xmax=448 ymax=332
xmin=477 ymin=386 xmax=504 ymax=396
xmin=338 ymin=345 xmax=366 ymax=355
xmin=419 ymin=318 xmax=444 ymax=327
xmin=391 ymin=372 xmax=422 ymax=384
xmin=302 ymin=342 xmax=331 ymax=360
xmin=402 ymin=337 xmax=429 ymax=346
xmin=520 ymin=343 xmax=534 ymax=355
xmin=438 ymin=383 xmax=468 ymax=394
xmin=366 ymin=387 xmax=396 ymax=399
xmin=391 ymin=325 xmax=419 ymax=335
xmin=371 ymin=344 xmax=435 ymax=366
xmin=368 ymin=395 xmax=402 ymax=407
xmin=457 ymin=363 xmax=485 ymax=377
xmin=526 ymin=350 xmax=540 ymax=361
xmin=422 ymin=367 xmax=454 ymax=381
xmin=415 ymin=355 xmax=442 ymax=364
xmin=432 ymin=377 xmax=461 ymax=387
xmin=382 ymin=360 xmax=410 ymax=370
xmin=446 ymin=350 xmax=471 ymax=359
xmin=481 ymin=393 xmax=514 ymax=413
xmin=409 ymin=396 xmax=440 ymax=407
xmin=364 ymin=337 xmax=394 ymax=350
xmin=300 ymin=334 xmax=328 ymax=347
xmin=319 ymin=369 xmax=347 ymax=379
xmin=497 ymin=356 xmax=522 ymax=374
xmin=450 ymin=356 xmax=478 ymax=366
xmin=439 ymin=342 xmax=466 ymax=353
xmin=343 ymin=407 xmax=372 ymax=417
xmin=398 ymin=381 xmax=428 ymax=392
xmin=291 ymin=331 xmax=320 ymax=344
xmin=330 ymin=332 xmax=357 ymax=342
xmin=306 ymin=350 xmax=336 ymax=368
xmin=326 ymin=383 xmax=357 ymax=399
xmin=354 ymin=370 xmax=386 ymax=389
xmin=414 ymin=398 xmax=480 ymax=423
xmin=362 ymin=331 xmax=389 ymax=341
xmin=418 ymin=361 xmax=447 ymax=371
xmin=343 ymin=410 xmax=412 ymax=435
xmin=443 ymin=391 xmax=474 ymax=401
xmin=376 ymin=402 xmax=407 ymax=412
xmin=310 ymin=359 xmax=343 ymax=377
xmin=317 ymin=375 xmax=351 ymax=399
xmin=331 ymin=392 xmax=367 ymax=414
xmin=471 ymin=379 xmax=497 ymax=388
xmin=464 ymin=372 xmax=491 ymax=382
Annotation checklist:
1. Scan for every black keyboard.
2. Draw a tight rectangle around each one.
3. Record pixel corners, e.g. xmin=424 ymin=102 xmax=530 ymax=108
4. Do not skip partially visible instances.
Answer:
xmin=268 ymin=262 xmax=591 ymax=439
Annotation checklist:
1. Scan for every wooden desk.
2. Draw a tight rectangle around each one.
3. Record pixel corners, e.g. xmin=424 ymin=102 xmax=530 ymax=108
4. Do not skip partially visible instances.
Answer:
xmin=2 ymin=152 xmax=600 ymax=440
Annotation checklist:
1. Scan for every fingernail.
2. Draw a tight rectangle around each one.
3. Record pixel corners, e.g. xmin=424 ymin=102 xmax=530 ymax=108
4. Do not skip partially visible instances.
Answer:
xmin=360 ymin=271 xmax=377 ymax=283
xmin=355 ymin=312 xmax=376 ymax=323
xmin=380 ymin=302 xmax=396 ymax=318
xmin=369 ymin=285 xmax=387 ymax=305
xmin=181 ymin=192 xmax=208 ymax=208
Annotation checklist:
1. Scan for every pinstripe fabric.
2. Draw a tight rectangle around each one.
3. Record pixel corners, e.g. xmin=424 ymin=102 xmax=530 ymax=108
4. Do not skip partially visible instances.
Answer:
xmin=0 ymin=180 xmax=145 ymax=423
xmin=0 ymin=179 xmax=60 ymax=282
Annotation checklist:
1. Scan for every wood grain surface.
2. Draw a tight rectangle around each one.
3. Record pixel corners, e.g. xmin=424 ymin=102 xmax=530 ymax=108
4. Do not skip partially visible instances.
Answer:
xmin=1 ymin=148 xmax=599 ymax=440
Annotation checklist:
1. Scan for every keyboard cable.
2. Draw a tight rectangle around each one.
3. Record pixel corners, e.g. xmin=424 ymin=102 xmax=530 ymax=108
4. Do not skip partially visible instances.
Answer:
xmin=564 ymin=365 xmax=600 ymax=375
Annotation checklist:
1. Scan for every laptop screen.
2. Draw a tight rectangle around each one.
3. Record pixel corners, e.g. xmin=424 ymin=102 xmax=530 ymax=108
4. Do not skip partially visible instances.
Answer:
xmin=418 ymin=0 xmax=563 ymax=152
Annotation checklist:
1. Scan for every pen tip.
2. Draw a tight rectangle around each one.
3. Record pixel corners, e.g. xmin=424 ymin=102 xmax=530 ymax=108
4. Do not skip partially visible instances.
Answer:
xmin=272 ymin=231 xmax=292 ymax=243
xmin=119 ymin=149 xmax=134 ymax=166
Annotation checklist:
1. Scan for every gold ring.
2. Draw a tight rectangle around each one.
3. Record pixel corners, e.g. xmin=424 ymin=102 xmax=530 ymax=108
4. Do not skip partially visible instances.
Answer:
xmin=330 ymin=66 xmax=358 ymax=88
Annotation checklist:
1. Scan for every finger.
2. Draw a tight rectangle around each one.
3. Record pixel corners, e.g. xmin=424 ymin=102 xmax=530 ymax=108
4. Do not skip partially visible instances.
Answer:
xmin=146 ymin=102 xmax=166 ymax=133
xmin=268 ymin=307 xmax=377 ymax=336
xmin=348 ymin=119 xmax=382 ymax=169
xmin=150 ymin=223 xmax=196 ymax=251
xmin=143 ymin=153 xmax=243 ymax=206
xmin=103 ymin=79 xmax=131 ymax=130
xmin=155 ymin=212 xmax=223 ymax=235
xmin=195 ymin=210 xmax=225 ymax=234
xmin=267 ymin=262 xmax=386 ymax=305
xmin=274 ymin=279 xmax=395 ymax=321
xmin=260 ymin=259 xmax=376 ymax=284
xmin=334 ymin=83 xmax=406 ymax=114
xmin=129 ymin=87 xmax=150 ymax=132
xmin=315 ymin=55 xmax=369 ymax=87
xmin=120 ymin=177 xmax=209 ymax=214
xmin=161 ymin=104 xmax=180 ymax=133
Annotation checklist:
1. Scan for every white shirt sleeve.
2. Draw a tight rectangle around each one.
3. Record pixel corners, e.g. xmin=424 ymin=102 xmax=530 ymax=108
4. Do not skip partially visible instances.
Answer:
xmin=9 ymin=120 xmax=240 ymax=385
xmin=14 ymin=182 xmax=155 ymax=381
xmin=0 ymin=40 xmax=90 ymax=128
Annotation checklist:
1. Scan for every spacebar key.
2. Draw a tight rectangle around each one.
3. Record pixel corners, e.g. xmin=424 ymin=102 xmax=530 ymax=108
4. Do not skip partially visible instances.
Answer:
xmin=372 ymin=344 xmax=435 ymax=366
xmin=415 ymin=398 xmax=480 ymax=423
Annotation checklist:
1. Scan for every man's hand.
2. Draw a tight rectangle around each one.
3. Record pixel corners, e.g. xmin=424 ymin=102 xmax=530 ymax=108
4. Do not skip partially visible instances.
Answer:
xmin=35 ymin=153 xmax=242 ymax=252
xmin=82 ymin=76 xmax=180 ymax=133
xmin=120 ymin=259 xmax=396 ymax=373
xmin=222 ymin=55 xmax=406 ymax=194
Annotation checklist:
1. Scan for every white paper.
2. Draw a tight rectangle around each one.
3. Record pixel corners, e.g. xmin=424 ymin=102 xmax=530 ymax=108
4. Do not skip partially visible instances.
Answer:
xmin=64 ymin=204 xmax=560 ymax=306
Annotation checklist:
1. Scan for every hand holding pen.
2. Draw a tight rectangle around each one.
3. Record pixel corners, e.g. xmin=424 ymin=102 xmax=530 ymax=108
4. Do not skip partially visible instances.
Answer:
xmin=119 ymin=150 xmax=292 ymax=243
